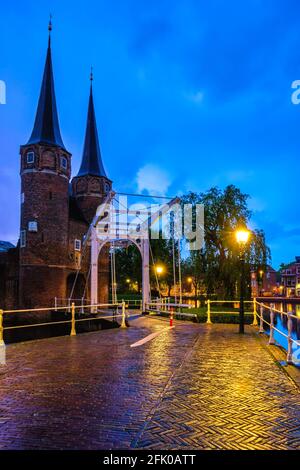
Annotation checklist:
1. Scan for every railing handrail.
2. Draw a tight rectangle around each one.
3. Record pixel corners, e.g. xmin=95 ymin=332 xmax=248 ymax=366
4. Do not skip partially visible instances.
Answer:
xmin=255 ymin=300 xmax=300 ymax=364
xmin=205 ymin=300 xmax=253 ymax=304
xmin=256 ymin=301 xmax=298 ymax=320
xmin=3 ymin=302 xmax=121 ymax=315
xmin=0 ymin=300 xmax=139 ymax=349
xmin=146 ymin=302 xmax=191 ymax=308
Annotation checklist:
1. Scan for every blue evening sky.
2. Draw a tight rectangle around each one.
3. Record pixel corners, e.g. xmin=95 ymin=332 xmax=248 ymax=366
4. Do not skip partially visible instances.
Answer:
xmin=0 ymin=0 xmax=300 ymax=268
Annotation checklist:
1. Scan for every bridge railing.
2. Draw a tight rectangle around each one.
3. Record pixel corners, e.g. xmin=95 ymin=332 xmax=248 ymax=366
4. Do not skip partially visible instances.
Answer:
xmin=145 ymin=300 xmax=198 ymax=322
xmin=0 ymin=300 xmax=134 ymax=347
xmin=205 ymin=299 xmax=257 ymax=325
xmin=255 ymin=300 xmax=300 ymax=365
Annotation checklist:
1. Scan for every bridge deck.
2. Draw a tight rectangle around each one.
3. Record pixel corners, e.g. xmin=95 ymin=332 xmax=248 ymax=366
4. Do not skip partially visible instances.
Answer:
xmin=0 ymin=317 xmax=299 ymax=450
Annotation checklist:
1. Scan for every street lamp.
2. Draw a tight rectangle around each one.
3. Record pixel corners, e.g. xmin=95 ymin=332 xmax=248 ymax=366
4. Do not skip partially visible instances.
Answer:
xmin=235 ymin=229 xmax=250 ymax=334
xmin=258 ymin=269 xmax=264 ymax=297
xmin=156 ymin=266 xmax=164 ymax=276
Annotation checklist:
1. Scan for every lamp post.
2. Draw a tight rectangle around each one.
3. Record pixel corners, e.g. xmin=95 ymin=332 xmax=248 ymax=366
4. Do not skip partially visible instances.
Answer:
xmin=258 ymin=269 xmax=264 ymax=297
xmin=235 ymin=229 xmax=250 ymax=334
xmin=187 ymin=277 xmax=193 ymax=293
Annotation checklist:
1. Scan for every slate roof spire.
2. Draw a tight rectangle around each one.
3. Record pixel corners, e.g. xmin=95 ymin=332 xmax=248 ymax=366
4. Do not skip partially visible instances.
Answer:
xmin=26 ymin=17 xmax=66 ymax=149
xmin=77 ymin=70 xmax=107 ymax=177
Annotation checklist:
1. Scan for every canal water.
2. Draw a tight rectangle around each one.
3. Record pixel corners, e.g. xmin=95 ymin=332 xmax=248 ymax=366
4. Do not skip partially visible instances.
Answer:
xmin=262 ymin=302 xmax=300 ymax=360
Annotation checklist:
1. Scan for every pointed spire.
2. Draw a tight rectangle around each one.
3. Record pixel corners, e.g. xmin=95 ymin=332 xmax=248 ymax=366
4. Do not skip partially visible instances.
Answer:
xmin=77 ymin=72 xmax=107 ymax=177
xmin=48 ymin=14 xmax=52 ymax=47
xmin=26 ymin=17 xmax=66 ymax=150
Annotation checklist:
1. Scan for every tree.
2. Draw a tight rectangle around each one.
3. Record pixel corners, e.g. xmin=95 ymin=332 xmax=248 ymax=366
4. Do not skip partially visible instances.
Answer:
xmin=181 ymin=185 xmax=271 ymax=299
xmin=115 ymin=244 xmax=142 ymax=294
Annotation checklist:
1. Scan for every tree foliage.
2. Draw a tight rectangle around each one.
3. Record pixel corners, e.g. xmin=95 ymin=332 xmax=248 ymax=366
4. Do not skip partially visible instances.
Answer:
xmin=182 ymin=185 xmax=271 ymax=299
xmin=114 ymin=185 xmax=271 ymax=300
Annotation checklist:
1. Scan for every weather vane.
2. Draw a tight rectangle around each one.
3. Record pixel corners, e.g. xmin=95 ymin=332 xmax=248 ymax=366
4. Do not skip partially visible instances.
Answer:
xmin=48 ymin=14 xmax=52 ymax=33
xmin=90 ymin=66 xmax=93 ymax=82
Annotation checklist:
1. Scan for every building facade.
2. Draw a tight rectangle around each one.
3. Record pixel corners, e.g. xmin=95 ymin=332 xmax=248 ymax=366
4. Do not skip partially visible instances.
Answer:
xmin=280 ymin=257 xmax=300 ymax=298
xmin=251 ymin=265 xmax=279 ymax=297
xmin=0 ymin=28 xmax=111 ymax=310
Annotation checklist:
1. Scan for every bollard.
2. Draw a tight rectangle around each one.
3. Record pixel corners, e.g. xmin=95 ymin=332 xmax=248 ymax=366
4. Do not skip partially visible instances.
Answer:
xmin=70 ymin=302 xmax=76 ymax=336
xmin=206 ymin=299 xmax=212 ymax=324
xmin=287 ymin=312 xmax=293 ymax=364
xmin=259 ymin=304 xmax=264 ymax=333
xmin=0 ymin=309 xmax=5 ymax=346
xmin=170 ymin=308 xmax=174 ymax=327
xmin=269 ymin=303 xmax=275 ymax=345
xmin=252 ymin=298 xmax=258 ymax=326
xmin=121 ymin=300 xmax=127 ymax=328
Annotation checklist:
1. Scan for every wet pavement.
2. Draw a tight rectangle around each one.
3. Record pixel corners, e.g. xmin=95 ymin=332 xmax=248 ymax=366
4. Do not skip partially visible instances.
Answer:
xmin=0 ymin=316 xmax=299 ymax=450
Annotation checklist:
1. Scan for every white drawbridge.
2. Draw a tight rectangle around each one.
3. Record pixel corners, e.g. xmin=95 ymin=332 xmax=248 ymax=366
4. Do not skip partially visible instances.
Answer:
xmin=83 ymin=191 xmax=180 ymax=312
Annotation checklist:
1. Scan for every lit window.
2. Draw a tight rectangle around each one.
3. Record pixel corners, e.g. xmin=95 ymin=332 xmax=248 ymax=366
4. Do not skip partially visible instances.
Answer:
xmin=20 ymin=230 xmax=26 ymax=248
xmin=27 ymin=152 xmax=34 ymax=164
xmin=74 ymin=239 xmax=81 ymax=251
xmin=60 ymin=156 xmax=67 ymax=170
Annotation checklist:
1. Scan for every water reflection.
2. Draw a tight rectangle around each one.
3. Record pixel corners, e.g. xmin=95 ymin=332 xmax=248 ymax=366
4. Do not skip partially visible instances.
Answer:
xmin=262 ymin=301 xmax=300 ymax=353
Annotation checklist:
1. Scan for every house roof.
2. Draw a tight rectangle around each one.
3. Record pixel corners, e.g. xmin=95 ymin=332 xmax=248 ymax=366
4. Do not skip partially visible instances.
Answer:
xmin=0 ymin=241 xmax=15 ymax=253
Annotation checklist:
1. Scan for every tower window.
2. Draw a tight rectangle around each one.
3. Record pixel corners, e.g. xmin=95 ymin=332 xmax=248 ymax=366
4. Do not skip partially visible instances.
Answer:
xmin=21 ymin=192 xmax=25 ymax=204
xmin=104 ymin=182 xmax=110 ymax=194
xmin=49 ymin=191 xmax=52 ymax=200
xmin=20 ymin=230 xmax=26 ymax=248
xmin=28 ymin=221 xmax=38 ymax=232
xmin=26 ymin=152 xmax=35 ymax=164
xmin=60 ymin=156 xmax=67 ymax=170
xmin=74 ymin=239 xmax=81 ymax=251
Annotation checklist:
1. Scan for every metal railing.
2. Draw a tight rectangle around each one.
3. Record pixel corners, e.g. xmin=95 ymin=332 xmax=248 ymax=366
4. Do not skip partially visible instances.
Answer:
xmin=54 ymin=297 xmax=92 ymax=313
xmin=145 ymin=299 xmax=198 ymax=322
xmin=205 ymin=299 xmax=257 ymax=325
xmin=0 ymin=301 xmax=132 ymax=347
xmin=255 ymin=300 xmax=300 ymax=365
xmin=119 ymin=299 xmax=143 ymax=309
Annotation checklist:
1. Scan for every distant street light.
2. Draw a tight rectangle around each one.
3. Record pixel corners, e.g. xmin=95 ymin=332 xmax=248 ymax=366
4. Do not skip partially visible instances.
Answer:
xmin=259 ymin=269 xmax=264 ymax=297
xmin=235 ymin=229 xmax=250 ymax=334
xmin=156 ymin=266 xmax=164 ymax=275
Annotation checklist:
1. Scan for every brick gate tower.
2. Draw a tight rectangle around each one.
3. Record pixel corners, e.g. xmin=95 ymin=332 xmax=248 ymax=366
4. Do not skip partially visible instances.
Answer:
xmin=15 ymin=23 xmax=111 ymax=309
xmin=19 ymin=23 xmax=72 ymax=308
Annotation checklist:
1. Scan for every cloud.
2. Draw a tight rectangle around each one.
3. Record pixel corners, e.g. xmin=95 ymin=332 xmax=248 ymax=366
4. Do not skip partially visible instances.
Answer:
xmin=184 ymin=90 xmax=204 ymax=104
xmin=136 ymin=164 xmax=172 ymax=196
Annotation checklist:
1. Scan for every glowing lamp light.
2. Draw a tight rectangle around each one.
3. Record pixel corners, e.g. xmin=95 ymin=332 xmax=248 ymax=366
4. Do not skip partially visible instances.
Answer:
xmin=235 ymin=229 xmax=250 ymax=244
xmin=156 ymin=266 xmax=164 ymax=275
xmin=187 ymin=277 xmax=193 ymax=283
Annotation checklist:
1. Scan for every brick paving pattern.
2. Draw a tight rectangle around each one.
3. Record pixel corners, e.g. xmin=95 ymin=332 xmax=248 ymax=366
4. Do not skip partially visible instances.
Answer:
xmin=0 ymin=317 xmax=299 ymax=450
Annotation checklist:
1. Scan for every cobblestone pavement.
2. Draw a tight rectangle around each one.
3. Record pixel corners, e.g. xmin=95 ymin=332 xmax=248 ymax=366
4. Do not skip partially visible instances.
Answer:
xmin=0 ymin=317 xmax=300 ymax=450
